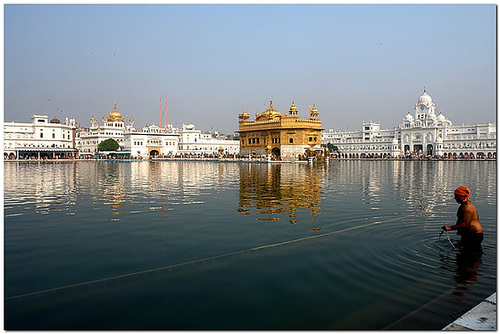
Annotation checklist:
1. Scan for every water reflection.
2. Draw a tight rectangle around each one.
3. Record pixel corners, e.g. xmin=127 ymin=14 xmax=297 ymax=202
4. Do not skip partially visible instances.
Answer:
xmin=4 ymin=162 xmax=78 ymax=215
xmin=3 ymin=160 xmax=496 ymax=330
xmin=237 ymin=163 xmax=325 ymax=225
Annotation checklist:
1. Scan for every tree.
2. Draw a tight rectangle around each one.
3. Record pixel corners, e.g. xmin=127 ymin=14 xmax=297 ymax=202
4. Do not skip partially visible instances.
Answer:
xmin=98 ymin=138 xmax=119 ymax=152
xmin=322 ymin=143 xmax=339 ymax=153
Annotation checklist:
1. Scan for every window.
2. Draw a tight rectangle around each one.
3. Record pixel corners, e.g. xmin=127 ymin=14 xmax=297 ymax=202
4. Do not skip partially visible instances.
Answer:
xmin=289 ymin=138 xmax=294 ymax=144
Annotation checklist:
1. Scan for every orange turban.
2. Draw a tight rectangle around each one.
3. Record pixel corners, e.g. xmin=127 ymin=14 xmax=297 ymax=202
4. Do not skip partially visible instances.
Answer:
xmin=454 ymin=186 xmax=471 ymax=200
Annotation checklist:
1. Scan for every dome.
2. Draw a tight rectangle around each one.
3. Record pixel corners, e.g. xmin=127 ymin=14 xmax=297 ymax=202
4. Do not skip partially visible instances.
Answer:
xmin=239 ymin=108 xmax=250 ymax=120
xmin=309 ymin=104 xmax=319 ymax=119
xmin=418 ymin=87 xmax=432 ymax=104
xmin=109 ymin=101 xmax=123 ymax=122
xmin=404 ymin=112 xmax=414 ymax=121
xmin=258 ymin=100 xmax=282 ymax=120
xmin=50 ymin=117 xmax=60 ymax=124
xmin=437 ymin=113 xmax=446 ymax=122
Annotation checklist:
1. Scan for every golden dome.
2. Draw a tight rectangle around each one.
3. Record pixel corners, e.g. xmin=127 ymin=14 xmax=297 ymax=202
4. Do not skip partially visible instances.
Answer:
xmin=260 ymin=100 xmax=282 ymax=120
xmin=239 ymin=108 xmax=250 ymax=121
xmin=109 ymin=101 xmax=124 ymax=122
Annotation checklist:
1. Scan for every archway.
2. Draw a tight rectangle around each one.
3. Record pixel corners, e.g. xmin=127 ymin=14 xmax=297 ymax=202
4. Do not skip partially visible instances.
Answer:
xmin=272 ymin=148 xmax=280 ymax=159
xmin=426 ymin=144 xmax=433 ymax=156
xmin=149 ymin=149 xmax=160 ymax=157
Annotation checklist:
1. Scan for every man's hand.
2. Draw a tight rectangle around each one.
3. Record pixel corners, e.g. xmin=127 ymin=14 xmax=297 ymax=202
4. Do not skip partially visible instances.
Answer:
xmin=442 ymin=225 xmax=452 ymax=231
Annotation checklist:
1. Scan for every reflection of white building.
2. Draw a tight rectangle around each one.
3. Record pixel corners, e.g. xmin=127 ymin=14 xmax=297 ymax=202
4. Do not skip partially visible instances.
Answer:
xmin=322 ymin=89 xmax=496 ymax=159
xmin=4 ymin=114 xmax=77 ymax=159
xmin=178 ymin=124 xmax=240 ymax=156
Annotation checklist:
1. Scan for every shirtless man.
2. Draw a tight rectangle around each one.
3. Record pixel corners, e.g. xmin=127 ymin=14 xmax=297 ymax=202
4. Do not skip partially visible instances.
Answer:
xmin=442 ymin=186 xmax=483 ymax=252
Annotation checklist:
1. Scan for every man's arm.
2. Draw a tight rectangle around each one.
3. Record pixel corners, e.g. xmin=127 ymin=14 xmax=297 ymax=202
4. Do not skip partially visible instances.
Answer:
xmin=443 ymin=207 xmax=473 ymax=231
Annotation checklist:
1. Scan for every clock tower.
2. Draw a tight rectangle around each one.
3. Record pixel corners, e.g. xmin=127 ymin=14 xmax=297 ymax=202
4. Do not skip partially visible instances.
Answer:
xmin=414 ymin=87 xmax=436 ymax=121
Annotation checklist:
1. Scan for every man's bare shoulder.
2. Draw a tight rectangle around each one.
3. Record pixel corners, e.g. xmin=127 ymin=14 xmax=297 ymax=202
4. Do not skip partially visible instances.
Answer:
xmin=465 ymin=202 xmax=478 ymax=212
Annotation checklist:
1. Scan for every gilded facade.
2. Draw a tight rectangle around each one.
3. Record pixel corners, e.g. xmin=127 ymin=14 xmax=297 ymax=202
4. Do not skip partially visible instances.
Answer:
xmin=238 ymin=101 xmax=323 ymax=160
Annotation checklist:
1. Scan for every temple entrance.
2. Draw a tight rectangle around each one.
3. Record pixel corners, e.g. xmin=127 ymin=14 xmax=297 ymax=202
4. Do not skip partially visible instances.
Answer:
xmin=413 ymin=144 xmax=423 ymax=154
xmin=271 ymin=148 xmax=281 ymax=158
xmin=426 ymin=144 xmax=433 ymax=156
xmin=149 ymin=149 xmax=160 ymax=157
xmin=404 ymin=145 xmax=410 ymax=154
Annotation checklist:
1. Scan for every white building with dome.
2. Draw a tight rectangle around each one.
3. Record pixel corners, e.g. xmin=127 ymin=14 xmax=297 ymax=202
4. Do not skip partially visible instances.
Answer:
xmin=322 ymin=89 xmax=496 ymax=159
xmin=75 ymin=101 xmax=239 ymax=158
xmin=76 ymin=101 xmax=136 ymax=156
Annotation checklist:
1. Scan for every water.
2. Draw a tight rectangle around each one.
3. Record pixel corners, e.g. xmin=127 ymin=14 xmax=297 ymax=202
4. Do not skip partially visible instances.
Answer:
xmin=4 ymin=160 xmax=496 ymax=329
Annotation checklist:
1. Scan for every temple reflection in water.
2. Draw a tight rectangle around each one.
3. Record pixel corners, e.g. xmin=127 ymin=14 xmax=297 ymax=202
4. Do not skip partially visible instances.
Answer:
xmin=237 ymin=163 xmax=326 ymax=223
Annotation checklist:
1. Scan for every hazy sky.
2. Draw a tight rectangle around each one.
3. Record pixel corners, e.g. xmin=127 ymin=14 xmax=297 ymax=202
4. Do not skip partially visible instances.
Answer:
xmin=4 ymin=4 xmax=496 ymax=134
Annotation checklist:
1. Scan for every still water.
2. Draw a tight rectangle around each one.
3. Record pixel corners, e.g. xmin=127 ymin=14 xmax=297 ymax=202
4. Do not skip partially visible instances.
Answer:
xmin=4 ymin=160 xmax=496 ymax=329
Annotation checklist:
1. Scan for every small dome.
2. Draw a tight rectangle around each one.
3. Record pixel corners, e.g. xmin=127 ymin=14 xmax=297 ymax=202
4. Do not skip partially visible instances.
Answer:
xmin=392 ymin=137 xmax=398 ymax=144
xmin=437 ymin=113 xmax=446 ymax=122
xmin=418 ymin=88 xmax=432 ymax=104
xmin=50 ymin=117 xmax=60 ymax=124
xmin=405 ymin=112 xmax=414 ymax=121
xmin=239 ymin=108 xmax=250 ymax=120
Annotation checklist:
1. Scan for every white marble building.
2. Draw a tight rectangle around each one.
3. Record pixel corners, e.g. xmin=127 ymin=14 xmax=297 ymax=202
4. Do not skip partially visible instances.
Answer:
xmin=76 ymin=102 xmax=136 ymax=156
xmin=123 ymin=124 xmax=180 ymax=157
xmin=4 ymin=114 xmax=78 ymax=159
xmin=322 ymin=89 xmax=496 ymax=159
xmin=178 ymin=124 xmax=240 ymax=156
xmin=75 ymin=102 xmax=239 ymax=158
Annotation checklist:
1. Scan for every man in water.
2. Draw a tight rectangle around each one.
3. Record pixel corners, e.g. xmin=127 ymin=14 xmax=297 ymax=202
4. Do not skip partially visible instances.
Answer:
xmin=442 ymin=186 xmax=484 ymax=253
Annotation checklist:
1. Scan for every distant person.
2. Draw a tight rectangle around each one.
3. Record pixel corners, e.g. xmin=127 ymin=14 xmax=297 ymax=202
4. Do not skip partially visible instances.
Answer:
xmin=442 ymin=186 xmax=483 ymax=253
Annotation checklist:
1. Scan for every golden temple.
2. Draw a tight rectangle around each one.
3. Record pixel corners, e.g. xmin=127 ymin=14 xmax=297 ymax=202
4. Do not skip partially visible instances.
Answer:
xmin=238 ymin=101 xmax=323 ymax=160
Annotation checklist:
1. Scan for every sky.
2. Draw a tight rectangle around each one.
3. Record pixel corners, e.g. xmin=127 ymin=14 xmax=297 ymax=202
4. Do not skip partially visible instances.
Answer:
xmin=4 ymin=4 xmax=497 ymax=134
